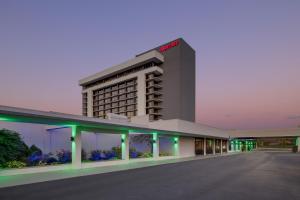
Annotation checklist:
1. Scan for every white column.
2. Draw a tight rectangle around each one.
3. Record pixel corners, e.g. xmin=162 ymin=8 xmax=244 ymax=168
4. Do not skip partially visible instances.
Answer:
xmin=220 ymin=140 xmax=223 ymax=154
xmin=174 ymin=136 xmax=180 ymax=156
xmin=137 ymin=74 xmax=146 ymax=116
xmin=87 ymin=90 xmax=93 ymax=117
xmin=72 ymin=126 xmax=82 ymax=169
xmin=121 ymin=133 xmax=129 ymax=160
xmin=213 ymin=139 xmax=216 ymax=155
xmin=152 ymin=133 xmax=159 ymax=159
xmin=227 ymin=140 xmax=229 ymax=153
xmin=203 ymin=138 xmax=206 ymax=156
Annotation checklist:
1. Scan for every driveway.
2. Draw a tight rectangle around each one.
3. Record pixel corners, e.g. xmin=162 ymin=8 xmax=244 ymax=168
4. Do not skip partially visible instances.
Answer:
xmin=1 ymin=152 xmax=300 ymax=200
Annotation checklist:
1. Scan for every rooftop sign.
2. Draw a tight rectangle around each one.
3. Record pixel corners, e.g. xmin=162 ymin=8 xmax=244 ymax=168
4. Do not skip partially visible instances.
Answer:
xmin=159 ymin=39 xmax=179 ymax=52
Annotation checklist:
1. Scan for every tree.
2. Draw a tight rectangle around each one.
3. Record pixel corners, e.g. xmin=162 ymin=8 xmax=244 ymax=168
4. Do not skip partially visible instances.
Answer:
xmin=0 ymin=129 xmax=29 ymax=167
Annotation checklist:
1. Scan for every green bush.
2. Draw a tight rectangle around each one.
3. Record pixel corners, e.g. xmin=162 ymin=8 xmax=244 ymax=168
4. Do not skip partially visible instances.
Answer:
xmin=139 ymin=152 xmax=153 ymax=158
xmin=159 ymin=152 xmax=172 ymax=157
xmin=5 ymin=160 xmax=26 ymax=168
xmin=0 ymin=129 xmax=29 ymax=167
xmin=28 ymin=144 xmax=42 ymax=155
xmin=112 ymin=146 xmax=121 ymax=159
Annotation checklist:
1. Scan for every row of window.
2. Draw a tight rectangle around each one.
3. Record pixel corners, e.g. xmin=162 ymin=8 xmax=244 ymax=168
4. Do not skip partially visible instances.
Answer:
xmin=93 ymin=81 xmax=137 ymax=95
xmin=94 ymin=111 xmax=136 ymax=119
xmin=94 ymin=104 xmax=137 ymax=111
xmin=83 ymin=62 xmax=157 ymax=89
xmin=93 ymin=90 xmax=136 ymax=101
xmin=93 ymin=93 xmax=137 ymax=105
xmin=145 ymin=72 xmax=163 ymax=121
xmin=82 ymin=93 xmax=88 ymax=116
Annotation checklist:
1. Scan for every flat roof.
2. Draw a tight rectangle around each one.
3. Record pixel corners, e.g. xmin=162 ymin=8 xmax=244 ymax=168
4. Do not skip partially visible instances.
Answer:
xmin=79 ymin=50 xmax=164 ymax=86
xmin=0 ymin=105 xmax=228 ymax=139
xmin=230 ymin=128 xmax=300 ymax=138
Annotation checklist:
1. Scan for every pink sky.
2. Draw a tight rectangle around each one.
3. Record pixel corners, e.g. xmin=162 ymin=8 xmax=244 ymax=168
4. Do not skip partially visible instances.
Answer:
xmin=0 ymin=1 xmax=299 ymax=130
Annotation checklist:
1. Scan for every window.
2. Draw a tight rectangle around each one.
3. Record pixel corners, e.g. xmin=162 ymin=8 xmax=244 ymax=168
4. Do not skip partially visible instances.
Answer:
xmin=127 ymin=86 xmax=134 ymax=92
xmin=127 ymin=105 xmax=134 ymax=110
xmin=127 ymin=111 xmax=135 ymax=117
xmin=112 ymin=108 xmax=118 ymax=113
xmin=127 ymin=99 xmax=134 ymax=104
xmin=119 ymin=94 xmax=126 ymax=100
xmin=119 ymin=89 xmax=126 ymax=94
xmin=112 ymin=90 xmax=118 ymax=96
xmin=127 ymin=93 xmax=135 ymax=98
xmin=112 ymin=85 xmax=118 ymax=90
xmin=119 ymin=83 xmax=126 ymax=88
xmin=112 ymin=102 xmax=118 ymax=107
xmin=119 ymin=101 xmax=126 ymax=106
xmin=112 ymin=96 xmax=118 ymax=102
xmin=119 ymin=106 xmax=126 ymax=112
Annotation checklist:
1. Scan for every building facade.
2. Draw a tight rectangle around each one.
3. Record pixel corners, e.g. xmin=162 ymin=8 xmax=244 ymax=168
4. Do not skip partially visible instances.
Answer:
xmin=79 ymin=38 xmax=195 ymax=122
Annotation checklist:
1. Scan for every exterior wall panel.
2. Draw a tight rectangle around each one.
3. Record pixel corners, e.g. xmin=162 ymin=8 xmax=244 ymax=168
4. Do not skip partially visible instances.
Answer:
xmin=179 ymin=136 xmax=195 ymax=157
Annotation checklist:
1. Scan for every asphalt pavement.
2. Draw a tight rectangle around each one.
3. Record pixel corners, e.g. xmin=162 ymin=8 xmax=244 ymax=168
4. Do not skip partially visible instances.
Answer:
xmin=1 ymin=152 xmax=300 ymax=200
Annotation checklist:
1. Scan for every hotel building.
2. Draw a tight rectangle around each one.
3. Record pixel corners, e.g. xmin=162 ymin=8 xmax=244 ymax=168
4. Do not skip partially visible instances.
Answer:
xmin=79 ymin=38 xmax=195 ymax=122
xmin=0 ymin=38 xmax=299 ymax=180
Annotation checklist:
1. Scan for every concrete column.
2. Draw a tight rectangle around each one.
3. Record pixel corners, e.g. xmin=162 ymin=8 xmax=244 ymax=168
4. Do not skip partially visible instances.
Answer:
xmin=227 ymin=140 xmax=229 ymax=153
xmin=87 ymin=90 xmax=93 ymax=117
xmin=203 ymin=138 xmax=206 ymax=156
xmin=174 ymin=136 xmax=180 ymax=156
xmin=137 ymin=74 xmax=146 ymax=116
xmin=71 ymin=126 xmax=82 ymax=169
xmin=152 ymin=133 xmax=159 ymax=159
xmin=220 ymin=140 xmax=223 ymax=154
xmin=121 ymin=133 xmax=129 ymax=161
xmin=213 ymin=138 xmax=216 ymax=155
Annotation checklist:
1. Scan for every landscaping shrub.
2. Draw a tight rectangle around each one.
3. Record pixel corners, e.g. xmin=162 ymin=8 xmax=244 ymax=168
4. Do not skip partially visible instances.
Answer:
xmin=28 ymin=145 xmax=42 ymax=155
xmin=140 ymin=152 xmax=152 ymax=158
xmin=27 ymin=151 xmax=43 ymax=166
xmin=5 ymin=160 xmax=26 ymax=168
xmin=0 ymin=129 xmax=29 ymax=167
xmin=112 ymin=146 xmax=121 ymax=159
xmin=102 ymin=150 xmax=117 ymax=160
xmin=57 ymin=150 xmax=71 ymax=163
xmin=90 ymin=150 xmax=102 ymax=161
xmin=159 ymin=152 xmax=172 ymax=157
xmin=129 ymin=148 xmax=139 ymax=158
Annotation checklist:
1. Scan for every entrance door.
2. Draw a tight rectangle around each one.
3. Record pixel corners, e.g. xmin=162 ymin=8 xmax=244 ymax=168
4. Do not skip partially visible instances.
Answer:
xmin=195 ymin=138 xmax=204 ymax=155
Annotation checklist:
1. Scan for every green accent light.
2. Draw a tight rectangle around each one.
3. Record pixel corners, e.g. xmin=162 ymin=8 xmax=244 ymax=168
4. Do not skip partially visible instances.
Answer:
xmin=174 ymin=137 xmax=178 ymax=144
xmin=152 ymin=132 xmax=158 ymax=143
xmin=121 ymin=134 xmax=126 ymax=143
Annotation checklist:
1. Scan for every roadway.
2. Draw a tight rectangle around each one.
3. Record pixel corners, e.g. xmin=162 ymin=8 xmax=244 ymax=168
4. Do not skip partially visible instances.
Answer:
xmin=1 ymin=152 xmax=300 ymax=200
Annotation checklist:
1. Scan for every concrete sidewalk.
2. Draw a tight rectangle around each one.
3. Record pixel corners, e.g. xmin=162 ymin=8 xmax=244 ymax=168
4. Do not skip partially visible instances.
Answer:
xmin=0 ymin=153 xmax=239 ymax=188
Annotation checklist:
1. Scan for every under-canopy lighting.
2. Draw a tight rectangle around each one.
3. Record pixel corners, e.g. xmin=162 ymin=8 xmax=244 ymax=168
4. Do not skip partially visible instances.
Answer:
xmin=174 ymin=137 xmax=178 ymax=144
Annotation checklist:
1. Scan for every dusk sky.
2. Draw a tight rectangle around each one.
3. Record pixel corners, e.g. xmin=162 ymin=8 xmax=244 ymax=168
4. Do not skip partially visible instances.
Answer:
xmin=1 ymin=0 xmax=300 ymax=130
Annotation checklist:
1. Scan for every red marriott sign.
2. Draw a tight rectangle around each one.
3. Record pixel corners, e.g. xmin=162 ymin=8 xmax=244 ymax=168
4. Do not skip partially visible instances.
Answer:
xmin=159 ymin=39 xmax=179 ymax=52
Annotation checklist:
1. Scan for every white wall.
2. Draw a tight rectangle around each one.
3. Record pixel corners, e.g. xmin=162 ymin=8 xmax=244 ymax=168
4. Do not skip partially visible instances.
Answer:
xmin=179 ymin=136 xmax=195 ymax=157
xmin=0 ymin=121 xmax=121 ymax=156
xmin=81 ymin=132 xmax=121 ymax=153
